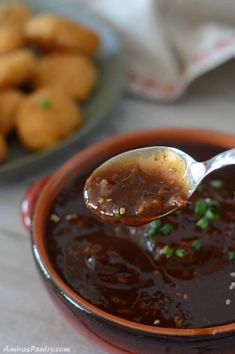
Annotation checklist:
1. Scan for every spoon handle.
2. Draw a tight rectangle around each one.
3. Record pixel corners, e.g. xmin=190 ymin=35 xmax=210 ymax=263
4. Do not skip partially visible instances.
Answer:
xmin=204 ymin=148 xmax=235 ymax=176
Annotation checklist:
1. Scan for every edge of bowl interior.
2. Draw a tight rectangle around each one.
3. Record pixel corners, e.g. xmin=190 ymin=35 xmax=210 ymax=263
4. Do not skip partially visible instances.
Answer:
xmin=32 ymin=127 xmax=235 ymax=338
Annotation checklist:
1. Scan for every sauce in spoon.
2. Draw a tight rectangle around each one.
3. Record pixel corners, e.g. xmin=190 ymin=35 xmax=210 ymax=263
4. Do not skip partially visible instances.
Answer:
xmin=84 ymin=148 xmax=189 ymax=226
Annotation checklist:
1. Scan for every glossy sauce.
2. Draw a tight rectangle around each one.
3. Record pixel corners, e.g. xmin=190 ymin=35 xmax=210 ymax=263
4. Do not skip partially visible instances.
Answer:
xmin=84 ymin=148 xmax=189 ymax=226
xmin=47 ymin=142 xmax=235 ymax=329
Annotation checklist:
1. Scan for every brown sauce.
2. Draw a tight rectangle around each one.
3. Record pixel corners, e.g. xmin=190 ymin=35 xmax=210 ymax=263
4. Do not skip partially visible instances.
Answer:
xmin=47 ymin=142 xmax=235 ymax=329
xmin=84 ymin=148 xmax=189 ymax=226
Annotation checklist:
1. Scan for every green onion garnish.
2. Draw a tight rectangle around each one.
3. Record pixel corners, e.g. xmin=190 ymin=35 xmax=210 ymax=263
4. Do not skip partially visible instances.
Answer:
xmin=205 ymin=198 xmax=220 ymax=209
xmin=160 ymin=223 xmax=173 ymax=236
xmin=196 ymin=218 xmax=208 ymax=230
xmin=162 ymin=245 xmax=174 ymax=257
xmin=150 ymin=219 xmax=162 ymax=230
xmin=194 ymin=197 xmax=220 ymax=230
xmin=113 ymin=209 xmax=121 ymax=218
xmin=175 ymin=248 xmax=188 ymax=258
xmin=195 ymin=199 xmax=208 ymax=216
xmin=204 ymin=208 xmax=219 ymax=221
xmin=40 ymin=97 xmax=52 ymax=109
xmin=192 ymin=239 xmax=202 ymax=250
xmin=147 ymin=228 xmax=157 ymax=239
xmin=210 ymin=179 xmax=224 ymax=190
xmin=228 ymin=251 xmax=235 ymax=262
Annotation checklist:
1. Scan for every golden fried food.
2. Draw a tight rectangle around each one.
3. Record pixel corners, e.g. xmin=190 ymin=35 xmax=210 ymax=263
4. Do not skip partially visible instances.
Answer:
xmin=0 ymin=3 xmax=31 ymax=27
xmin=32 ymin=53 xmax=98 ymax=101
xmin=0 ymin=4 xmax=100 ymax=161
xmin=0 ymin=90 xmax=24 ymax=135
xmin=25 ymin=13 xmax=100 ymax=56
xmin=0 ymin=133 xmax=7 ymax=161
xmin=0 ymin=49 xmax=36 ymax=89
xmin=0 ymin=26 xmax=25 ymax=54
xmin=0 ymin=3 xmax=30 ymax=55
xmin=16 ymin=87 xmax=83 ymax=151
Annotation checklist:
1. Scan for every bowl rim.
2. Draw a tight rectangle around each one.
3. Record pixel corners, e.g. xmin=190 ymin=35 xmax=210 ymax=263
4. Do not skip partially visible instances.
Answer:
xmin=32 ymin=127 xmax=235 ymax=338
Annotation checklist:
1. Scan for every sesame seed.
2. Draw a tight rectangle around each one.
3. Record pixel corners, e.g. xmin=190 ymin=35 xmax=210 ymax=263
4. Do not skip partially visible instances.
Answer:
xmin=65 ymin=214 xmax=77 ymax=221
xmin=211 ymin=330 xmax=217 ymax=336
xmin=226 ymin=299 xmax=231 ymax=305
xmin=119 ymin=207 xmax=126 ymax=215
xmin=153 ymin=319 xmax=160 ymax=325
xmin=101 ymin=179 xmax=109 ymax=186
xmin=229 ymin=282 xmax=235 ymax=290
xmin=50 ymin=214 xmax=60 ymax=223
xmin=230 ymin=272 xmax=235 ymax=277
xmin=183 ymin=294 xmax=188 ymax=300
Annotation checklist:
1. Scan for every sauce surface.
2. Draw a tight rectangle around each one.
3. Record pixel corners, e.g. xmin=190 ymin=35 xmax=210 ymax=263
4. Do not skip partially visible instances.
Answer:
xmin=47 ymin=142 xmax=235 ymax=329
xmin=84 ymin=148 xmax=189 ymax=226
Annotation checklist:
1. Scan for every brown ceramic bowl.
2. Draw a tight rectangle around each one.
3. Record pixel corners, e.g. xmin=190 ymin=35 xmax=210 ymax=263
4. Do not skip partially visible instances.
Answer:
xmin=21 ymin=128 xmax=235 ymax=354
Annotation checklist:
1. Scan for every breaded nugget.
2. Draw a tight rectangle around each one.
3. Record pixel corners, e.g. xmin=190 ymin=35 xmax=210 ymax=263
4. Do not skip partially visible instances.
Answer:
xmin=0 ymin=3 xmax=30 ymax=54
xmin=0 ymin=26 xmax=25 ymax=54
xmin=0 ymin=90 xmax=24 ymax=135
xmin=0 ymin=3 xmax=31 ymax=27
xmin=32 ymin=53 xmax=98 ymax=101
xmin=16 ymin=87 xmax=83 ymax=151
xmin=0 ymin=133 xmax=7 ymax=161
xmin=25 ymin=13 xmax=100 ymax=56
xmin=0 ymin=49 xmax=36 ymax=88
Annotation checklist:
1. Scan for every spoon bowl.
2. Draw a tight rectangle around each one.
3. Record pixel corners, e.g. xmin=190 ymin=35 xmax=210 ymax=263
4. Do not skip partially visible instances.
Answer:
xmin=84 ymin=145 xmax=235 ymax=225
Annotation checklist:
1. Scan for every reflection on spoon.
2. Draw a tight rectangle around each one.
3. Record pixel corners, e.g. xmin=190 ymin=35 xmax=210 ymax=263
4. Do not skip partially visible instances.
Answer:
xmin=84 ymin=146 xmax=235 ymax=226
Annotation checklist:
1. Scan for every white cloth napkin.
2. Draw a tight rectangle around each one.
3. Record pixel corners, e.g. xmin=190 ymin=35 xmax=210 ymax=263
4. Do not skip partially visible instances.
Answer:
xmin=80 ymin=0 xmax=235 ymax=101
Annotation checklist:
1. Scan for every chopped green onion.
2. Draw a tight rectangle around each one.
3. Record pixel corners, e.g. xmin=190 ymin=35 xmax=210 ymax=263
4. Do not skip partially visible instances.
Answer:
xmin=175 ymin=248 xmax=188 ymax=258
xmin=113 ymin=209 xmax=121 ymax=217
xmin=228 ymin=251 xmax=235 ymax=262
xmin=162 ymin=245 xmax=174 ymax=257
xmin=150 ymin=219 xmax=162 ymax=230
xmin=192 ymin=239 xmax=202 ymax=250
xmin=160 ymin=223 xmax=173 ymax=236
xmin=205 ymin=198 xmax=220 ymax=210
xmin=210 ymin=179 xmax=224 ymax=190
xmin=147 ymin=228 xmax=157 ymax=239
xmin=196 ymin=218 xmax=208 ymax=230
xmin=195 ymin=199 xmax=208 ymax=216
xmin=40 ymin=97 xmax=52 ymax=109
xmin=204 ymin=208 xmax=219 ymax=221
xmin=194 ymin=197 xmax=220 ymax=230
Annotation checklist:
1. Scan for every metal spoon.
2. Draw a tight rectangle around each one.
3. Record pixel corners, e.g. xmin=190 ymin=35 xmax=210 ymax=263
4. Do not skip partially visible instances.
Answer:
xmin=84 ymin=146 xmax=235 ymax=225
xmin=171 ymin=146 xmax=235 ymax=195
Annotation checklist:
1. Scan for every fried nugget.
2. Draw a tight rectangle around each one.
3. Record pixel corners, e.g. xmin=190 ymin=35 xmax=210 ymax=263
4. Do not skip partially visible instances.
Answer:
xmin=0 ymin=133 xmax=7 ymax=161
xmin=16 ymin=87 xmax=83 ymax=151
xmin=0 ymin=26 xmax=25 ymax=54
xmin=0 ymin=3 xmax=30 ymax=54
xmin=0 ymin=90 xmax=24 ymax=135
xmin=0 ymin=3 xmax=31 ymax=27
xmin=25 ymin=13 xmax=100 ymax=56
xmin=0 ymin=49 xmax=36 ymax=88
xmin=32 ymin=53 xmax=98 ymax=101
